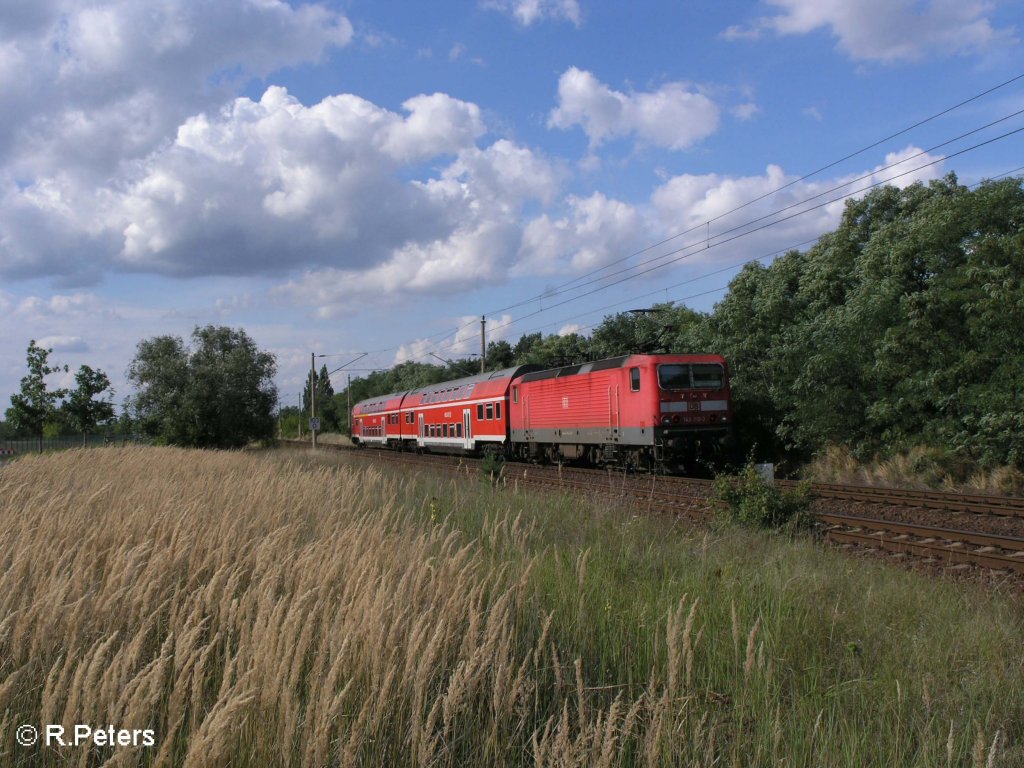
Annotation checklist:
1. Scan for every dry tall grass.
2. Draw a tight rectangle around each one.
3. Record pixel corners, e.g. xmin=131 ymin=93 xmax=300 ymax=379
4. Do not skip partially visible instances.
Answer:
xmin=0 ymin=448 xmax=730 ymax=766
xmin=803 ymin=445 xmax=1024 ymax=495
xmin=0 ymin=447 xmax=1018 ymax=766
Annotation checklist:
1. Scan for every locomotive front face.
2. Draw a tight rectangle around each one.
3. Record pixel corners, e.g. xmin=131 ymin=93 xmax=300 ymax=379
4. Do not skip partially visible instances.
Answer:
xmin=655 ymin=362 xmax=729 ymax=427
xmin=651 ymin=359 xmax=732 ymax=464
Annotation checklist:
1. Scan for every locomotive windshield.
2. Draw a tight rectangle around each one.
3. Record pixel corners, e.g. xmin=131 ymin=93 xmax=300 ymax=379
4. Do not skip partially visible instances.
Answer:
xmin=658 ymin=363 xmax=724 ymax=390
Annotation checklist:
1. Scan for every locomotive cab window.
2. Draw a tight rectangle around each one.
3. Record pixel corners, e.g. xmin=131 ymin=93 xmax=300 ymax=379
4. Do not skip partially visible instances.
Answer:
xmin=691 ymin=364 xmax=724 ymax=389
xmin=658 ymin=363 xmax=725 ymax=390
xmin=629 ymin=367 xmax=641 ymax=392
xmin=657 ymin=364 xmax=691 ymax=390
xmin=512 ymin=386 xmax=518 ymax=403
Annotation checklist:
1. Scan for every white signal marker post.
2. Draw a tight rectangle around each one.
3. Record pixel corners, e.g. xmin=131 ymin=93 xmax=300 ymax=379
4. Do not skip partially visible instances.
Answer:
xmin=480 ymin=315 xmax=486 ymax=373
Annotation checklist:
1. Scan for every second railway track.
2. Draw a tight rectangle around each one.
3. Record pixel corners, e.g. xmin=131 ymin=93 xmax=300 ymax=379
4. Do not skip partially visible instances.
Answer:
xmin=283 ymin=440 xmax=1024 ymax=578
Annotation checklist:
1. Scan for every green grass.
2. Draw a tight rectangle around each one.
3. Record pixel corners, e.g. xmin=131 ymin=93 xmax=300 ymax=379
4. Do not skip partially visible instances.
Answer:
xmin=379 ymin=453 xmax=1024 ymax=766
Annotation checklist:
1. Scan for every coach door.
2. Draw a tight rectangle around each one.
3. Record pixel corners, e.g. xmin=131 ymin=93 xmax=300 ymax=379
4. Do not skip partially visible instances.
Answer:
xmin=463 ymin=408 xmax=472 ymax=450
xmin=418 ymin=412 xmax=425 ymax=447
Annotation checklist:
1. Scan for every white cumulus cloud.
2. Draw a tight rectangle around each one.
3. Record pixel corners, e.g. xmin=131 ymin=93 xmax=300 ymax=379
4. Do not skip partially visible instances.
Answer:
xmin=650 ymin=146 xmax=947 ymax=265
xmin=517 ymin=192 xmax=643 ymax=275
xmin=482 ymin=0 xmax=581 ymax=27
xmin=0 ymin=0 xmax=353 ymax=177
xmin=723 ymin=0 xmax=1015 ymax=62
xmin=549 ymin=67 xmax=720 ymax=150
xmin=3 ymin=85 xmax=549 ymax=292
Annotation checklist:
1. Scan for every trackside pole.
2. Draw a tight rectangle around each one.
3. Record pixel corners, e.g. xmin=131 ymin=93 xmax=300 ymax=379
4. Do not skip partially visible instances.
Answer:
xmin=311 ymin=351 xmax=317 ymax=449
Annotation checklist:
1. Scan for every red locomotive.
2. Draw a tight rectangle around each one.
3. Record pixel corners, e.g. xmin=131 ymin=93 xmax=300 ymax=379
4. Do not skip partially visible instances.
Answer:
xmin=351 ymin=354 xmax=732 ymax=473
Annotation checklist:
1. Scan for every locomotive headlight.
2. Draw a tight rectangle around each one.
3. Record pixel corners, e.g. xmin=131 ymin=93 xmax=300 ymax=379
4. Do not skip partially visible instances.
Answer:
xmin=662 ymin=416 xmax=671 ymax=425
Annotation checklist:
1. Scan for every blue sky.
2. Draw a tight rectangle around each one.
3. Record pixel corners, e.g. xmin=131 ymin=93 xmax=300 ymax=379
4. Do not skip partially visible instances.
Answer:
xmin=1 ymin=0 xmax=1021 ymax=413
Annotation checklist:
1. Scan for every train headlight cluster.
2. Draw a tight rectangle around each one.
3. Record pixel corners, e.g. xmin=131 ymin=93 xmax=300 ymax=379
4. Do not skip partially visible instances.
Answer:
xmin=662 ymin=416 xmax=672 ymax=425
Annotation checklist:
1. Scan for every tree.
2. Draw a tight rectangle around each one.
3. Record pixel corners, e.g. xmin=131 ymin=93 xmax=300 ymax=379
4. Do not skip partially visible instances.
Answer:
xmin=63 ymin=365 xmax=116 ymax=445
xmin=128 ymin=326 xmax=277 ymax=449
xmin=485 ymin=340 xmax=515 ymax=369
xmin=696 ymin=174 xmax=1024 ymax=468
xmin=5 ymin=340 xmax=68 ymax=447
xmin=303 ymin=364 xmax=335 ymax=415
xmin=590 ymin=303 xmax=692 ymax=358
xmin=518 ymin=332 xmax=592 ymax=368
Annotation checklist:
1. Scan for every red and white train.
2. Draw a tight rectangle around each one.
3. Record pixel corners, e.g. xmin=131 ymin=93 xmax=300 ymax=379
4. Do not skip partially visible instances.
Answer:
xmin=351 ymin=354 xmax=733 ymax=472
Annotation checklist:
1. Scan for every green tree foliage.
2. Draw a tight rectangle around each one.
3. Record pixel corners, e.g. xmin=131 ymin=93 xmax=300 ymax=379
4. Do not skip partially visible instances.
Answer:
xmin=485 ymin=339 xmax=514 ymax=369
xmin=302 ymin=364 xmax=334 ymax=414
xmin=515 ymin=332 xmax=592 ymax=368
xmin=303 ymin=364 xmax=341 ymax=431
xmin=128 ymin=326 xmax=277 ymax=448
xmin=5 ymin=340 xmax=68 ymax=441
xmin=63 ymin=365 xmax=116 ymax=445
xmin=702 ymin=174 xmax=1024 ymax=467
xmin=588 ymin=303 xmax=706 ymax=358
xmin=277 ymin=405 xmax=304 ymax=438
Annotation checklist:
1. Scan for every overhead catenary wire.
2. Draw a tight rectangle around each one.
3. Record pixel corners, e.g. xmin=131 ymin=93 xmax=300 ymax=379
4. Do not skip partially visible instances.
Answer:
xmin=345 ymin=162 xmax=1024 ymax=389
xmin=422 ymin=123 xmax=1024 ymax=359
xmin=352 ymin=72 xmax=1024 ymax=372
xmin=407 ymin=105 xmax=1024 ymax=364
xmin=483 ymin=71 xmax=1024 ymax=316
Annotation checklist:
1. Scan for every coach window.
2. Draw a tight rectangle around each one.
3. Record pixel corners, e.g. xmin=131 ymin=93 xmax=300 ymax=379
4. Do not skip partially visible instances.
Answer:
xmin=485 ymin=403 xmax=494 ymax=420
xmin=456 ymin=423 xmax=463 ymax=438
xmin=477 ymin=404 xmax=484 ymax=420
xmin=630 ymin=367 xmax=641 ymax=392
xmin=442 ymin=424 xmax=448 ymax=437
xmin=495 ymin=402 xmax=502 ymax=420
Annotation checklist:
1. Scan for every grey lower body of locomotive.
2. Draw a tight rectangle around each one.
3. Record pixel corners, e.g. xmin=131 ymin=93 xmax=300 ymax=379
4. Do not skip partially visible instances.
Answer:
xmin=509 ymin=426 xmax=733 ymax=471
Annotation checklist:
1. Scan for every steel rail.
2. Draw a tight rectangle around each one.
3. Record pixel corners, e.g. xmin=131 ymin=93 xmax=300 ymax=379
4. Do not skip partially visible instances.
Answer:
xmin=285 ymin=441 xmax=1024 ymax=572
xmin=824 ymin=529 xmax=1024 ymax=573
xmin=781 ymin=480 xmax=1024 ymax=518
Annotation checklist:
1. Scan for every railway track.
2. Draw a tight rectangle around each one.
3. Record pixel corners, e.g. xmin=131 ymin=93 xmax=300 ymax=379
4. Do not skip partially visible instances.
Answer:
xmin=281 ymin=440 xmax=1024 ymax=577
xmin=818 ymin=513 xmax=1024 ymax=574
xmin=781 ymin=480 xmax=1024 ymax=518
